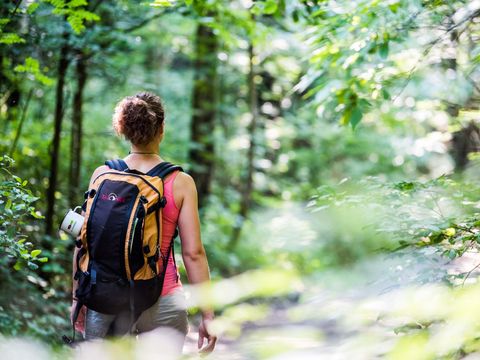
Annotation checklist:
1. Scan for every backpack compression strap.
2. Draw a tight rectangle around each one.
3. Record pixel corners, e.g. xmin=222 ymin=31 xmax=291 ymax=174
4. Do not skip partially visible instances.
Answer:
xmin=105 ymin=158 xmax=129 ymax=171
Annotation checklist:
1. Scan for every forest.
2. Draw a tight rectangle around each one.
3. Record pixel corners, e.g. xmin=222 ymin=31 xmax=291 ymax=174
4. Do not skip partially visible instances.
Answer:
xmin=1 ymin=0 xmax=480 ymax=358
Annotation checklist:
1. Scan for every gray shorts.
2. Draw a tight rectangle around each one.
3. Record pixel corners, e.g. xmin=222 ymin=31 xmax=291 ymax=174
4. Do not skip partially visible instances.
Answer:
xmin=84 ymin=289 xmax=189 ymax=341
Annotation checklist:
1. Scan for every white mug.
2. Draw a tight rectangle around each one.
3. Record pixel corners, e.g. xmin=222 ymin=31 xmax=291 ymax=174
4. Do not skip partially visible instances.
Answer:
xmin=60 ymin=206 xmax=85 ymax=238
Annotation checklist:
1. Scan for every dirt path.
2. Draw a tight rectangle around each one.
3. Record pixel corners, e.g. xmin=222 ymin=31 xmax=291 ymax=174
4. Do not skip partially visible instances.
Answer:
xmin=181 ymin=249 xmax=480 ymax=359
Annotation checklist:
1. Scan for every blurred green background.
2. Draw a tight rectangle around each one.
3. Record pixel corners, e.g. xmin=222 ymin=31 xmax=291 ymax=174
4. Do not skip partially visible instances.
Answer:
xmin=1 ymin=0 xmax=480 ymax=359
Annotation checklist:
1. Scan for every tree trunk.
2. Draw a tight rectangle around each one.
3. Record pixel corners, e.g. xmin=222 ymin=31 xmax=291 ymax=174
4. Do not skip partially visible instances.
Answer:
xmin=8 ymin=88 xmax=33 ymax=157
xmin=69 ymin=51 xmax=87 ymax=207
xmin=229 ymin=42 xmax=258 ymax=250
xmin=443 ymin=25 xmax=478 ymax=171
xmin=45 ymin=35 xmax=69 ymax=236
xmin=188 ymin=23 xmax=218 ymax=208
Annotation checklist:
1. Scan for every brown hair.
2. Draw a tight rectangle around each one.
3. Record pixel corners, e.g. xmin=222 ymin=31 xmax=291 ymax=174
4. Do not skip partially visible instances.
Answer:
xmin=112 ymin=92 xmax=165 ymax=145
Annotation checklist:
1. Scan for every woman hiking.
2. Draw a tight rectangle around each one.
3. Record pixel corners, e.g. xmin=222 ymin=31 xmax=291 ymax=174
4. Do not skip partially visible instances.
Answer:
xmin=71 ymin=92 xmax=217 ymax=356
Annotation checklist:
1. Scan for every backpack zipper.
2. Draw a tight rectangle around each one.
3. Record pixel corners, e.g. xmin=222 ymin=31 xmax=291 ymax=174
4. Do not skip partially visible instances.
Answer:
xmin=129 ymin=218 xmax=139 ymax=255
xmin=127 ymin=200 xmax=145 ymax=279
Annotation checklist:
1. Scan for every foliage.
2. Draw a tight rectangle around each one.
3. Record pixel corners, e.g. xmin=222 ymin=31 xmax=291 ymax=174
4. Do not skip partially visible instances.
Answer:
xmin=296 ymin=0 xmax=480 ymax=128
xmin=44 ymin=0 xmax=100 ymax=33
xmin=0 ymin=156 xmax=69 ymax=343
xmin=0 ymin=155 xmax=46 ymax=271
xmin=14 ymin=57 xmax=54 ymax=86
xmin=309 ymin=172 xmax=480 ymax=277
xmin=1 ymin=0 xmax=480 ymax=356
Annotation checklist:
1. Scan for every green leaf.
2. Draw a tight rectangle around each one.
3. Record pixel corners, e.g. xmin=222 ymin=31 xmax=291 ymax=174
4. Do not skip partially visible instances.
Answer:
xmin=382 ymin=89 xmax=391 ymax=100
xmin=30 ymin=210 xmax=44 ymax=219
xmin=13 ymin=261 xmax=23 ymax=271
xmin=5 ymin=199 xmax=12 ymax=210
xmin=27 ymin=2 xmax=40 ymax=14
xmin=264 ymin=0 xmax=278 ymax=15
xmin=28 ymin=262 xmax=39 ymax=270
xmin=379 ymin=42 xmax=389 ymax=59
xmin=0 ymin=33 xmax=25 ymax=45
xmin=14 ymin=57 xmax=54 ymax=86
xmin=150 ymin=0 xmax=174 ymax=7
xmin=31 ymin=249 xmax=42 ymax=258
xmin=68 ymin=0 xmax=88 ymax=8
xmin=394 ymin=181 xmax=415 ymax=191
xmin=388 ymin=2 xmax=400 ymax=13
xmin=0 ymin=18 xmax=11 ymax=27
xmin=350 ymin=106 xmax=363 ymax=129
xmin=38 ymin=257 xmax=48 ymax=263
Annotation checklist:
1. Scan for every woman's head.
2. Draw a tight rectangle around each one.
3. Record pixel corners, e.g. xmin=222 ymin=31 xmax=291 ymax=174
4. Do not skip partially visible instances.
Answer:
xmin=112 ymin=92 xmax=165 ymax=146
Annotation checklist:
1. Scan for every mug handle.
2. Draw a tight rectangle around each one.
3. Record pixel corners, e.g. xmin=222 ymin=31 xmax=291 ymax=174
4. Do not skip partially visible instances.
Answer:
xmin=73 ymin=206 xmax=82 ymax=213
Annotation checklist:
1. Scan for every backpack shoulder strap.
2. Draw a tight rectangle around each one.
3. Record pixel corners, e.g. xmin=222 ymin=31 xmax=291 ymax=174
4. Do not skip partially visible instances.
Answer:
xmin=105 ymin=159 xmax=128 ymax=171
xmin=147 ymin=162 xmax=183 ymax=179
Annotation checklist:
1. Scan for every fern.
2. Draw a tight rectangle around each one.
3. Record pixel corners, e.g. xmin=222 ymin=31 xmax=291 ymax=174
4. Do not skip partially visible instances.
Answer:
xmin=0 ymin=33 xmax=25 ymax=45
xmin=0 ymin=18 xmax=10 ymax=28
xmin=68 ymin=0 xmax=88 ymax=8
xmin=14 ymin=57 xmax=53 ymax=86
xmin=44 ymin=0 xmax=100 ymax=34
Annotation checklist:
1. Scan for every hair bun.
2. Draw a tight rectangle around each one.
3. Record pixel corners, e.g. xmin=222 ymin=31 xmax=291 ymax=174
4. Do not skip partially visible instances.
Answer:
xmin=112 ymin=93 xmax=165 ymax=145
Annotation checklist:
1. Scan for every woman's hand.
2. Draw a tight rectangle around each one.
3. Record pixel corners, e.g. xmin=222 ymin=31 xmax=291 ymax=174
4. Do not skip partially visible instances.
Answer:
xmin=198 ymin=312 xmax=217 ymax=355
xmin=71 ymin=299 xmax=86 ymax=334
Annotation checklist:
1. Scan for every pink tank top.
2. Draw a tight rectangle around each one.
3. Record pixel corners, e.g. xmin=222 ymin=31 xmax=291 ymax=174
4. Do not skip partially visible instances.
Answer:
xmin=159 ymin=170 xmax=182 ymax=296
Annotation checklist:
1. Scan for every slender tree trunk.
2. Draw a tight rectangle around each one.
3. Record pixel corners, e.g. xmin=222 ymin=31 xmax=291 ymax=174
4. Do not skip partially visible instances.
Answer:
xmin=229 ymin=42 xmax=258 ymax=250
xmin=8 ymin=88 xmax=33 ymax=157
xmin=69 ymin=52 xmax=87 ymax=206
xmin=189 ymin=23 xmax=218 ymax=208
xmin=45 ymin=34 xmax=69 ymax=236
xmin=443 ymin=25 xmax=478 ymax=171
xmin=5 ymin=88 xmax=20 ymax=124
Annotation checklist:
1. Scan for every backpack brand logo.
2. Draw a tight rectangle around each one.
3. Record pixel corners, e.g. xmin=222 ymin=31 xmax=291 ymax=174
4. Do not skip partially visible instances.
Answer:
xmin=101 ymin=192 xmax=126 ymax=203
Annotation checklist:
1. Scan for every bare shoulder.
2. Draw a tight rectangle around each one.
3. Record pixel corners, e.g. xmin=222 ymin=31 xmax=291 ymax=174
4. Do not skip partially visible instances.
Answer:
xmin=173 ymin=171 xmax=198 ymax=208
xmin=89 ymin=165 xmax=110 ymax=185
xmin=175 ymin=171 xmax=196 ymax=190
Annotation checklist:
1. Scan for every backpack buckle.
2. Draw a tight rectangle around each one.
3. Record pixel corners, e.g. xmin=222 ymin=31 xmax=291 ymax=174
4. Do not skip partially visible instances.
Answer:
xmin=159 ymin=196 xmax=167 ymax=208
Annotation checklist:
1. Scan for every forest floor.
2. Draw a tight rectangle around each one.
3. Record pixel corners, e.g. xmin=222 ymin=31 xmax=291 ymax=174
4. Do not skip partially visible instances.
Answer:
xmin=1 ymin=247 xmax=478 ymax=359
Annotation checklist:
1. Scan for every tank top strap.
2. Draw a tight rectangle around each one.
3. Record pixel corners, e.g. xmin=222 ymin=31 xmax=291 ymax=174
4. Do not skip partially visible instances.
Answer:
xmin=162 ymin=170 xmax=180 ymax=212
xmin=164 ymin=169 xmax=180 ymax=186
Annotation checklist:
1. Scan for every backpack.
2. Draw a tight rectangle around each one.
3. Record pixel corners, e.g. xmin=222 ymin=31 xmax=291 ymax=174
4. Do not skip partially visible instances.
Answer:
xmin=66 ymin=159 xmax=183 ymax=343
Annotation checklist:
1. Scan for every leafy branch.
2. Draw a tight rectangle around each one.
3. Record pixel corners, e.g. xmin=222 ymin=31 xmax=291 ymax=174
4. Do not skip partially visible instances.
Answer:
xmin=0 ymin=156 xmax=46 ymax=271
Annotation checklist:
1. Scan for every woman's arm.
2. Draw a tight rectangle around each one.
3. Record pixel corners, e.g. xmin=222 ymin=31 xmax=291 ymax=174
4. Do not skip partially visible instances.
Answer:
xmin=176 ymin=173 xmax=217 ymax=354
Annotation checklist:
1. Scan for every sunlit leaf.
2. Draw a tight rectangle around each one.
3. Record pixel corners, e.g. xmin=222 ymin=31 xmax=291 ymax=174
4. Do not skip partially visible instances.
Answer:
xmin=31 ymin=250 xmax=42 ymax=258
xmin=27 ymin=2 xmax=40 ymax=14
xmin=0 ymin=33 xmax=25 ymax=44
xmin=150 ymin=0 xmax=174 ymax=7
